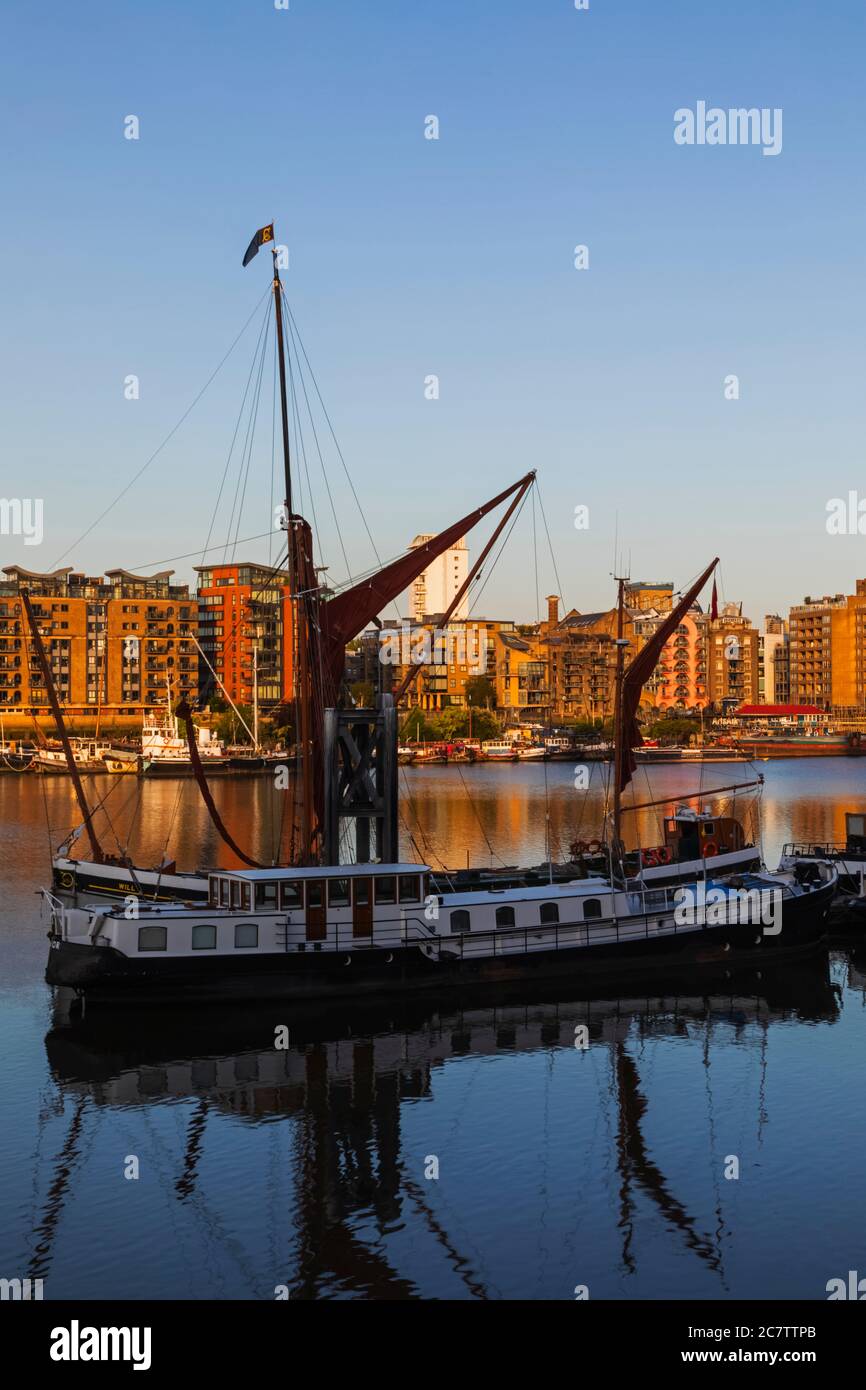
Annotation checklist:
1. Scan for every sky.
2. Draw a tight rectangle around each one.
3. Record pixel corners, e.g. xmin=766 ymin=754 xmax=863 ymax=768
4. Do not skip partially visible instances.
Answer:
xmin=1 ymin=0 xmax=864 ymax=625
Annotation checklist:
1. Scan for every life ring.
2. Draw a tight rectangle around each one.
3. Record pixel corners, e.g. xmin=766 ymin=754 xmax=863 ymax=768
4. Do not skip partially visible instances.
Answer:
xmin=656 ymin=846 xmax=672 ymax=865
xmin=702 ymin=840 xmax=718 ymax=858
xmin=586 ymin=839 xmax=603 ymax=855
xmin=58 ymin=870 xmax=74 ymax=889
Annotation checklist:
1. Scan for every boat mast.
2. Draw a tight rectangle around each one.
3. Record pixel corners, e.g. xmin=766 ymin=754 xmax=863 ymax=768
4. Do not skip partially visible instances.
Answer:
xmin=21 ymin=591 xmax=104 ymax=863
xmin=253 ymin=646 xmax=259 ymax=752
xmin=612 ymin=574 xmax=628 ymax=862
xmin=271 ymin=244 xmax=314 ymax=861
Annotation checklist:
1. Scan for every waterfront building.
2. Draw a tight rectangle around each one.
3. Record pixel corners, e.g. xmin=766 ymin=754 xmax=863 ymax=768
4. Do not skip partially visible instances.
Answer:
xmin=705 ymin=603 xmax=759 ymax=708
xmin=194 ymin=562 xmax=296 ymax=712
xmin=788 ymin=592 xmax=848 ymax=708
xmin=408 ymin=534 xmax=469 ymax=622
xmin=0 ymin=566 xmax=197 ymax=725
xmin=624 ymin=580 xmax=674 ymax=613
xmin=633 ymin=604 xmax=708 ymax=712
xmin=759 ymin=616 xmax=789 ymax=705
xmin=393 ymin=617 xmax=514 ymax=712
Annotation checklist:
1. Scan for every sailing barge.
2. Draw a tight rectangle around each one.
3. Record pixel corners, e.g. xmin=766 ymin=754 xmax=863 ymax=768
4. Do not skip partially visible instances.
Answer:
xmin=44 ymin=859 xmax=835 ymax=1005
xmin=38 ymin=223 xmax=835 ymax=1005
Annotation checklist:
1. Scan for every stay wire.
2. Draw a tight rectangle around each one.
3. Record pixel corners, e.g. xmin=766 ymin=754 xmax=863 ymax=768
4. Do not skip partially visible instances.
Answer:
xmin=51 ymin=286 xmax=272 ymax=568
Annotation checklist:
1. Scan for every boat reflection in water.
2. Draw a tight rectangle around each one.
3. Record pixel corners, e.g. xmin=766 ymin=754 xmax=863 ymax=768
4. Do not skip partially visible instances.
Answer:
xmin=40 ymin=957 xmax=841 ymax=1300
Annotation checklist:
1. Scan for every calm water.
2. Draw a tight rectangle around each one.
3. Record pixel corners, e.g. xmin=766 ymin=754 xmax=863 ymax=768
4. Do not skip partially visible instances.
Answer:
xmin=2 ymin=760 xmax=866 ymax=1300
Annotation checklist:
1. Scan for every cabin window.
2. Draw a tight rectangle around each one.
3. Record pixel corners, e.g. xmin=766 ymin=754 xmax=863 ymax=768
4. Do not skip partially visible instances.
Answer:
xmin=138 ymin=925 xmax=167 ymax=952
xmin=219 ymin=879 xmax=229 ymax=908
xmin=375 ymin=876 xmax=396 ymax=905
xmin=495 ymin=906 xmax=515 ymax=928
xmin=583 ymin=899 xmax=602 ymax=920
xmin=192 ymin=924 xmax=217 ymax=950
xmin=241 ymin=884 xmax=251 ymax=912
xmin=209 ymin=880 xmax=219 ymax=908
xmin=235 ymin=923 xmax=258 ymax=949
xmin=353 ymin=879 xmax=371 ymax=907
xmin=328 ymin=878 xmax=350 ymax=907
xmin=306 ymin=883 xmax=324 ymax=911
xmin=230 ymin=881 xmax=242 ymax=910
xmin=255 ymin=882 xmax=278 ymax=909
xmin=702 ymin=823 xmax=715 ymax=837
xmin=280 ymin=881 xmax=302 ymax=910
xmin=451 ymin=909 xmax=471 ymax=932
xmin=540 ymin=902 xmax=559 ymax=925
xmin=399 ymin=874 xmax=421 ymax=903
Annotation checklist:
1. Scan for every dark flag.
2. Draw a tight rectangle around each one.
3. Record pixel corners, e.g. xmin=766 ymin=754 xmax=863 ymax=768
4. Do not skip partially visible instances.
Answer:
xmin=242 ymin=223 xmax=275 ymax=267
xmin=710 ymin=579 xmax=719 ymax=621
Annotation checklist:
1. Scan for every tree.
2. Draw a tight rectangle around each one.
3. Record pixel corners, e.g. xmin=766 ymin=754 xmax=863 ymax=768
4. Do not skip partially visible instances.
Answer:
xmin=349 ymin=680 xmax=375 ymax=707
xmin=464 ymin=675 xmax=496 ymax=709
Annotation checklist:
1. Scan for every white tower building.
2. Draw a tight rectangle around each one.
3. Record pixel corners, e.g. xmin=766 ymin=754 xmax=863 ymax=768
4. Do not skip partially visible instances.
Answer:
xmin=408 ymin=534 xmax=469 ymax=621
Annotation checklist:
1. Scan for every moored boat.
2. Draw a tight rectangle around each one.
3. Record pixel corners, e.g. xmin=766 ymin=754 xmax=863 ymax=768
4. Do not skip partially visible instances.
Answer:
xmin=43 ymin=858 xmax=836 ymax=1006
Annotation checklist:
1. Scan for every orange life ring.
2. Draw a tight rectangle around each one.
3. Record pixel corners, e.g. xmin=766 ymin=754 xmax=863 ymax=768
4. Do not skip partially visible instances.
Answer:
xmin=702 ymin=840 xmax=718 ymax=858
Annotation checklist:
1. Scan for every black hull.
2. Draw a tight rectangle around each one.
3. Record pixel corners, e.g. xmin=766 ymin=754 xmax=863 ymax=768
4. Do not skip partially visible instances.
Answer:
xmin=53 ymin=865 xmax=208 ymax=905
xmin=143 ymin=758 xmax=282 ymax=777
xmin=46 ymin=882 xmax=834 ymax=1007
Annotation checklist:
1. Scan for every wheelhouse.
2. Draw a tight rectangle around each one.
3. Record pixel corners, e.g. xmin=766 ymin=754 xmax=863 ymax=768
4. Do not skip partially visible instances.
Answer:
xmin=206 ymin=864 xmax=431 ymax=914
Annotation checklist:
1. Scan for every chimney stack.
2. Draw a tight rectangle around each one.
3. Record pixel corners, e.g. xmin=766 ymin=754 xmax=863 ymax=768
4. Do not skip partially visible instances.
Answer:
xmin=546 ymin=594 xmax=560 ymax=628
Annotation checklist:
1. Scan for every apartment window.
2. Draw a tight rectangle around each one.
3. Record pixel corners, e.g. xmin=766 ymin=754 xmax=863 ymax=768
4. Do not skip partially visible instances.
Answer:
xmin=234 ymin=923 xmax=258 ymax=949
xmin=192 ymin=925 xmax=217 ymax=950
xmin=138 ymin=926 xmax=167 ymax=952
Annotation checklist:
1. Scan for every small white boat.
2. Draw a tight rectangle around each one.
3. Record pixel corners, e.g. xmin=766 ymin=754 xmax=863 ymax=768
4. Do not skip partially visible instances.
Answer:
xmin=480 ymin=740 xmax=517 ymax=761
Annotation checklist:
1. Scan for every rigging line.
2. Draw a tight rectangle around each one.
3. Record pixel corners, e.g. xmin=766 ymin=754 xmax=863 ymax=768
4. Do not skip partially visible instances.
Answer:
xmin=51 ymin=285 xmax=273 ymax=568
xmin=222 ymin=307 xmax=270 ymax=562
xmin=283 ymin=299 xmax=352 ymax=582
xmin=228 ymin=316 xmax=270 ymax=562
xmin=200 ymin=297 xmax=272 ymax=568
xmin=283 ymin=296 xmax=382 ymax=568
xmin=269 ymin=321 xmax=278 ymax=567
xmin=108 ymin=529 xmax=282 ymax=577
xmin=532 ymin=485 xmax=540 ymax=625
xmin=534 ymin=476 xmax=565 ymax=606
xmin=465 ymin=488 xmax=531 ymax=613
xmin=285 ymin=330 xmax=323 ymax=562
xmin=455 ymin=763 xmax=504 ymax=865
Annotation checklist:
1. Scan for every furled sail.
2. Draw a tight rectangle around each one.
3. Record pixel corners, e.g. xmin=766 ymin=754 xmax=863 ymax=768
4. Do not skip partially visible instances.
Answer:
xmin=618 ymin=557 xmax=719 ymax=795
xmin=318 ymin=472 xmax=535 ymax=701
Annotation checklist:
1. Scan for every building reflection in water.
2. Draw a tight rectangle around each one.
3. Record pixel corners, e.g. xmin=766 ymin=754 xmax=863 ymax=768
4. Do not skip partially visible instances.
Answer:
xmin=37 ymin=958 xmax=839 ymax=1299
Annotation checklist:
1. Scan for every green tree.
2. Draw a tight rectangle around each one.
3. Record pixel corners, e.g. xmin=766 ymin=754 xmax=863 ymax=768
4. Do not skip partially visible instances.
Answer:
xmin=350 ymin=680 xmax=375 ymax=707
xmin=464 ymin=675 xmax=496 ymax=709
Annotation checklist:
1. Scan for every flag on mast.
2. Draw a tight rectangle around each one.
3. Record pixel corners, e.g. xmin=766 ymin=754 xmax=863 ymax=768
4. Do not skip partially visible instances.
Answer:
xmin=242 ymin=223 xmax=275 ymax=267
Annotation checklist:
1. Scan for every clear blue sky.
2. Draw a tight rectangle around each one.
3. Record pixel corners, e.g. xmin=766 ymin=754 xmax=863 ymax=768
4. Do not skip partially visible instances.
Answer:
xmin=1 ymin=0 xmax=864 ymax=624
